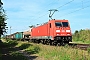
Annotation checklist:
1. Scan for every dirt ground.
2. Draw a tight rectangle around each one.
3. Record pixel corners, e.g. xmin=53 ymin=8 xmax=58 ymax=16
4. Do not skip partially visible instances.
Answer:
xmin=0 ymin=43 xmax=44 ymax=60
xmin=18 ymin=49 xmax=45 ymax=60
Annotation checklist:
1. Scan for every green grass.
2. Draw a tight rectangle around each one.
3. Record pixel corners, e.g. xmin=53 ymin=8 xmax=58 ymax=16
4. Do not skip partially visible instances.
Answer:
xmin=37 ymin=44 xmax=90 ymax=60
xmin=19 ymin=43 xmax=31 ymax=50
xmin=1 ymin=39 xmax=90 ymax=60
xmin=87 ymin=47 xmax=90 ymax=53
xmin=16 ymin=42 xmax=90 ymax=60
xmin=25 ymin=44 xmax=40 ymax=54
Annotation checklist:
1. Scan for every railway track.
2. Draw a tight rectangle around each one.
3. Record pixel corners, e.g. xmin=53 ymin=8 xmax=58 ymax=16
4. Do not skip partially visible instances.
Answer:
xmin=31 ymin=41 xmax=90 ymax=50
xmin=69 ymin=42 xmax=90 ymax=50
xmin=22 ymin=40 xmax=90 ymax=51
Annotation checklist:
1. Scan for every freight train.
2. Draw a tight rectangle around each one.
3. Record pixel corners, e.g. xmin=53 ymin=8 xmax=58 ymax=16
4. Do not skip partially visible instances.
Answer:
xmin=6 ymin=31 xmax=30 ymax=41
xmin=30 ymin=19 xmax=72 ymax=45
xmin=5 ymin=19 xmax=72 ymax=45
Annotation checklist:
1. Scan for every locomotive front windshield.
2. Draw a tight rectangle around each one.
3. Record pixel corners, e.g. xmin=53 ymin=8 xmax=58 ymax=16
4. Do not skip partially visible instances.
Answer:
xmin=55 ymin=22 xmax=68 ymax=27
xmin=55 ymin=22 xmax=62 ymax=27
xmin=62 ymin=22 xmax=68 ymax=27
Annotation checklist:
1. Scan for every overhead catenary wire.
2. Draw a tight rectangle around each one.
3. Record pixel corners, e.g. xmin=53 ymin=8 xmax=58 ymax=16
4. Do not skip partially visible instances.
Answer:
xmin=36 ymin=0 xmax=58 ymax=16
xmin=50 ymin=0 xmax=90 ymax=18
xmin=59 ymin=2 xmax=90 ymax=17
xmin=30 ymin=0 xmax=90 ymax=24
xmin=33 ymin=0 xmax=75 ymax=20
xmin=56 ymin=0 xmax=74 ymax=9
xmin=29 ymin=0 xmax=79 ymax=25
xmin=44 ymin=0 xmax=75 ymax=18
xmin=29 ymin=0 xmax=59 ymax=24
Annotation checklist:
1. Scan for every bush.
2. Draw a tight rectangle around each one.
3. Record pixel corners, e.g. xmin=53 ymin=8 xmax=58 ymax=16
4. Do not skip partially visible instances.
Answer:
xmin=73 ymin=29 xmax=90 ymax=44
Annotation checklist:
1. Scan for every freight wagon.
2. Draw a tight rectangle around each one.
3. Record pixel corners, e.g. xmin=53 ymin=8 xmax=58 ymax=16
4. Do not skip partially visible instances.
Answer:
xmin=14 ymin=32 xmax=23 ymax=40
xmin=30 ymin=19 xmax=72 ymax=45
xmin=23 ymin=31 xmax=31 ymax=41
xmin=6 ymin=31 xmax=31 ymax=41
xmin=6 ymin=33 xmax=16 ymax=40
xmin=6 ymin=32 xmax=24 ymax=40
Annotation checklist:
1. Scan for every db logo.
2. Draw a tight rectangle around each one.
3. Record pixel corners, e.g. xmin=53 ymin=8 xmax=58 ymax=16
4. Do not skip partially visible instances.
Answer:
xmin=62 ymin=30 xmax=65 ymax=32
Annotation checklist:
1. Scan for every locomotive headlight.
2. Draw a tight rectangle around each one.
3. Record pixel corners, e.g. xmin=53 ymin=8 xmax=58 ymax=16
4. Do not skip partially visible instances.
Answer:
xmin=57 ymin=34 xmax=60 ymax=35
xmin=66 ymin=30 xmax=70 ymax=32
xmin=56 ymin=30 xmax=60 ymax=32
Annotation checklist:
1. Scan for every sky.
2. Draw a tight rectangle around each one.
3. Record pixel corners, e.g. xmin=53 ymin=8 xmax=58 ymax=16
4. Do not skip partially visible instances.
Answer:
xmin=2 ymin=0 xmax=90 ymax=35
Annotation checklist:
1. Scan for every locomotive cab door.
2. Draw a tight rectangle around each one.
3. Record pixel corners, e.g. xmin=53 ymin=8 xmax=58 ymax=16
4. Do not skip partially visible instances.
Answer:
xmin=48 ymin=22 xmax=54 ymax=40
xmin=48 ymin=23 xmax=50 ymax=39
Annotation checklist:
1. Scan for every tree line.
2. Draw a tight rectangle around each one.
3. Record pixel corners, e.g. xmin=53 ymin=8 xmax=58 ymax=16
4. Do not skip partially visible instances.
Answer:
xmin=0 ymin=0 xmax=7 ymax=39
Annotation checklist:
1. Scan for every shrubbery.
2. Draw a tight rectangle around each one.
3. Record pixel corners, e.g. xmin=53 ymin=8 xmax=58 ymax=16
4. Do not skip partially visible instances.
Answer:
xmin=73 ymin=29 xmax=90 ymax=43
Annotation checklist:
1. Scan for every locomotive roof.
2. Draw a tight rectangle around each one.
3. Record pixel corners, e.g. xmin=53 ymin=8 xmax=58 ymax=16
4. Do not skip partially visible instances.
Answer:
xmin=32 ymin=19 xmax=69 ymax=28
xmin=49 ymin=19 xmax=69 ymax=22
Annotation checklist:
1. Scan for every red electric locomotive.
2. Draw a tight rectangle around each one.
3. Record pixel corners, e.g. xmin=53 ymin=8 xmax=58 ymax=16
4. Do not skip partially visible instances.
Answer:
xmin=30 ymin=19 xmax=72 ymax=45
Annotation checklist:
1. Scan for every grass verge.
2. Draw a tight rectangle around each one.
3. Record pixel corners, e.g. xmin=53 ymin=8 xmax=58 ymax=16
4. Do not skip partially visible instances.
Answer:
xmin=1 ymin=39 xmax=90 ymax=60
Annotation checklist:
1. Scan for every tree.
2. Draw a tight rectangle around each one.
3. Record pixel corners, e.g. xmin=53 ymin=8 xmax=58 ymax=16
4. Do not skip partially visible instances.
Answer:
xmin=0 ymin=0 xmax=7 ymax=39
xmin=74 ymin=30 xmax=78 ymax=35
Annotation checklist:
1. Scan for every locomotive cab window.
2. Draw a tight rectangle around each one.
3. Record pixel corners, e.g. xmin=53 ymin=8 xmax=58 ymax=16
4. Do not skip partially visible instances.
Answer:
xmin=50 ymin=23 xmax=51 ymax=28
xmin=55 ymin=22 xmax=62 ymax=27
xmin=62 ymin=22 xmax=68 ymax=27
xmin=55 ymin=22 xmax=69 ymax=27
